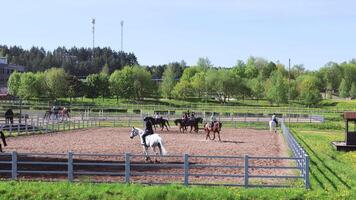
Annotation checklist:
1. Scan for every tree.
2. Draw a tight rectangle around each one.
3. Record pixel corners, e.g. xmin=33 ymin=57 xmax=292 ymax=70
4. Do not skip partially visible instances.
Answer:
xmin=265 ymin=71 xmax=288 ymax=105
xmin=191 ymin=72 xmax=206 ymax=98
xmin=350 ymin=82 xmax=356 ymax=99
xmin=245 ymin=57 xmax=258 ymax=79
xmin=160 ymin=65 xmax=177 ymax=98
xmin=101 ymin=63 xmax=110 ymax=75
xmin=44 ymin=68 xmax=69 ymax=100
xmin=250 ymin=76 xmax=264 ymax=101
xmin=172 ymin=80 xmax=194 ymax=100
xmin=339 ymin=79 xmax=350 ymax=98
xmin=298 ymin=75 xmax=322 ymax=106
xmin=84 ymin=73 xmax=109 ymax=101
xmin=196 ymin=57 xmax=213 ymax=71
xmin=131 ymin=66 xmax=155 ymax=99
xmin=18 ymin=72 xmax=38 ymax=99
xmin=109 ymin=66 xmax=154 ymax=101
xmin=109 ymin=68 xmax=134 ymax=102
xmin=7 ymin=71 xmax=22 ymax=96
xmin=67 ymin=75 xmax=85 ymax=102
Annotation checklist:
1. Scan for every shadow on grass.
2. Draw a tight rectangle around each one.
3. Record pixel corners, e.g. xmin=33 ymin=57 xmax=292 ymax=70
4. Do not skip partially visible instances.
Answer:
xmin=292 ymin=130 xmax=351 ymax=190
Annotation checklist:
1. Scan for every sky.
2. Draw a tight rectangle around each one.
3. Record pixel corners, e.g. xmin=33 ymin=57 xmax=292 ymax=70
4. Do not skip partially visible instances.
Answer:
xmin=1 ymin=0 xmax=356 ymax=70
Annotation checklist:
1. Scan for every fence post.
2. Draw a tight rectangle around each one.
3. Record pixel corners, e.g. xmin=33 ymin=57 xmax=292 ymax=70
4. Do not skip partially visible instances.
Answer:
xmin=305 ymin=155 xmax=310 ymax=189
xmin=244 ymin=155 xmax=249 ymax=188
xmin=11 ymin=151 xmax=17 ymax=180
xmin=184 ymin=153 xmax=189 ymax=186
xmin=68 ymin=151 xmax=74 ymax=182
xmin=125 ymin=153 xmax=131 ymax=183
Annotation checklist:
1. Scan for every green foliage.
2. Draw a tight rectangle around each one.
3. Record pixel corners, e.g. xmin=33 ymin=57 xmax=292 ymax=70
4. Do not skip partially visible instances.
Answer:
xmin=339 ymin=79 xmax=350 ymax=98
xmin=265 ymin=71 xmax=288 ymax=105
xmin=250 ymin=76 xmax=264 ymax=101
xmin=45 ymin=68 xmax=69 ymax=99
xmin=191 ymin=71 xmax=206 ymax=98
xmin=350 ymin=82 xmax=356 ymax=99
xmin=109 ymin=66 xmax=154 ymax=100
xmin=161 ymin=64 xmax=177 ymax=98
xmin=18 ymin=72 xmax=40 ymax=99
xmin=0 ymin=45 xmax=138 ymax=76
xmin=101 ymin=63 xmax=110 ymax=75
xmin=172 ymin=80 xmax=194 ymax=99
xmin=298 ymin=74 xmax=322 ymax=106
xmin=7 ymin=71 xmax=21 ymax=96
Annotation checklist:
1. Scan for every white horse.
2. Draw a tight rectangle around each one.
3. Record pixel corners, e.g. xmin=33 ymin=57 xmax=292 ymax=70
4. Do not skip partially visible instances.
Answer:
xmin=129 ymin=127 xmax=167 ymax=162
xmin=269 ymin=120 xmax=277 ymax=133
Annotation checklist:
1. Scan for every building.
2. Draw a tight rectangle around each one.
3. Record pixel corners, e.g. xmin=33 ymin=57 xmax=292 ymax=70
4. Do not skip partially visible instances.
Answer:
xmin=0 ymin=57 xmax=25 ymax=93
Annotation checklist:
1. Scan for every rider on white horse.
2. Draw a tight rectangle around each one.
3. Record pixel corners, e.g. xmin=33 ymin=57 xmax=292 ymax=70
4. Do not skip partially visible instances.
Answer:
xmin=142 ymin=117 xmax=154 ymax=147
xmin=272 ymin=113 xmax=278 ymax=127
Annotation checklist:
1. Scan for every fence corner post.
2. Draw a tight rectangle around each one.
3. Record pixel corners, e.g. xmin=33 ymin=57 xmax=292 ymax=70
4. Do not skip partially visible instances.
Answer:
xmin=68 ymin=151 xmax=73 ymax=182
xmin=184 ymin=153 xmax=189 ymax=186
xmin=244 ymin=155 xmax=249 ymax=188
xmin=125 ymin=153 xmax=131 ymax=183
xmin=11 ymin=151 xmax=17 ymax=180
xmin=305 ymin=154 xmax=310 ymax=189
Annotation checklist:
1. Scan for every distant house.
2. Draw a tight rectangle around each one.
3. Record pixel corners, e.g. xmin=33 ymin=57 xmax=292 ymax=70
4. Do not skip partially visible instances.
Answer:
xmin=0 ymin=57 xmax=25 ymax=94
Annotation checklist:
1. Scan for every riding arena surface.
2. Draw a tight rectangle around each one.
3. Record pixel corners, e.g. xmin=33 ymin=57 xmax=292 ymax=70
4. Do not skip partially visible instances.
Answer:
xmin=1 ymin=127 xmax=292 ymax=185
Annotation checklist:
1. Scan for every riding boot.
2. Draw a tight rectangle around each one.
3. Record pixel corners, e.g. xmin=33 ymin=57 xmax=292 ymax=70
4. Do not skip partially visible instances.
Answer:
xmin=143 ymin=137 xmax=148 ymax=147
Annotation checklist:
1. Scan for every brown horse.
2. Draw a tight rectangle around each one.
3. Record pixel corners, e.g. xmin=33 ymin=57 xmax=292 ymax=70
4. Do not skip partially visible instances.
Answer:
xmin=204 ymin=121 xmax=222 ymax=142
xmin=0 ymin=131 xmax=7 ymax=152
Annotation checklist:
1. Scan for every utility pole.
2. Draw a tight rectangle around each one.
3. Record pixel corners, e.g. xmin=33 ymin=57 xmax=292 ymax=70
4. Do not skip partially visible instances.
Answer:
xmin=92 ymin=18 xmax=95 ymax=58
xmin=120 ymin=20 xmax=124 ymax=51
xmin=288 ymin=58 xmax=291 ymax=124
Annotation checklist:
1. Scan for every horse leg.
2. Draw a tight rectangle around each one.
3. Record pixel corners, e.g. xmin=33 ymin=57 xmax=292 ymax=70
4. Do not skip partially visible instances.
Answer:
xmin=143 ymin=146 xmax=150 ymax=161
xmin=0 ymin=144 xmax=2 ymax=152
xmin=205 ymin=130 xmax=210 ymax=140
xmin=217 ymin=131 xmax=221 ymax=142
xmin=1 ymin=132 xmax=6 ymax=146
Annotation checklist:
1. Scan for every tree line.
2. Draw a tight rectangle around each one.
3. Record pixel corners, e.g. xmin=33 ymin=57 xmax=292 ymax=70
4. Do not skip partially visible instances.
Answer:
xmin=4 ymin=45 xmax=356 ymax=106
xmin=0 ymin=45 xmax=138 ymax=76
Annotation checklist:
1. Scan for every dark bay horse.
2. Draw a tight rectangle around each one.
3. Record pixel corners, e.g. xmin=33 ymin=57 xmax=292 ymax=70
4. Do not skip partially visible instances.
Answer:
xmin=5 ymin=109 xmax=14 ymax=124
xmin=145 ymin=117 xmax=170 ymax=131
xmin=204 ymin=121 xmax=222 ymax=142
xmin=174 ymin=117 xmax=203 ymax=133
xmin=0 ymin=131 xmax=7 ymax=152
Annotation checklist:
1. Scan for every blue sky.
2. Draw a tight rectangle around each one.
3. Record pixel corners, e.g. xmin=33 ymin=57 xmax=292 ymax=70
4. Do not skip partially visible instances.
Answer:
xmin=1 ymin=0 xmax=356 ymax=70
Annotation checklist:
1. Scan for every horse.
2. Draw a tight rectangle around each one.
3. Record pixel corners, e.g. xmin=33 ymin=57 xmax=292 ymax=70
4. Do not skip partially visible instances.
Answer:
xmin=58 ymin=107 xmax=71 ymax=121
xmin=269 ymin=120 xmax=277 ymax=133
xmin=144 ymin=117 xmax=170 ymax=131
xmin=4 ymin=109 xmax=14 ymax=124
xmin=129 ymin=127 xmax=167 ymax=162
xmin=174 ymin=117 xmax=203 ymax=133
xmin=204 ymin=121 xmax=222 ymax=142
xmin=0 ymin=131 xmax=7 ymax=152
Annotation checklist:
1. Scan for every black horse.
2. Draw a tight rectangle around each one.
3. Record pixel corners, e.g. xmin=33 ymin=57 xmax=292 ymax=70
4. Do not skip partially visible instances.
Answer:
xmin=174 ymin=117 xmax=203 ymax=133
xmin=5 ymin=109 xmax=14 ymax=124
xmin=0 ymin=131 xmax=7 ymax=152
xmin=144 ymin=117 xmax=170 ymax=131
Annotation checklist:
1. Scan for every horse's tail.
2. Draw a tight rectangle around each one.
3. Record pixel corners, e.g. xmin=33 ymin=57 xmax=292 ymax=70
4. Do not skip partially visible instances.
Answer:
xmin=159 ymin=140 xmax=167 ymax=155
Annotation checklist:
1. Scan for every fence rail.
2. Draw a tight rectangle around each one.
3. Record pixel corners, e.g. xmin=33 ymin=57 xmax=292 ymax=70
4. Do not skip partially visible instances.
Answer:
xmin=0 ymin=111 xmax=323 ymax=136
xmin=0 ymin=151 xmax=308 ymax=188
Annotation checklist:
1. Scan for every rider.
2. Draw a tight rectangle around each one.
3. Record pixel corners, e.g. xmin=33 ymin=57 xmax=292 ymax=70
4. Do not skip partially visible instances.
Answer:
xmin=155 ymin=112 xmax=160 ymax=119
xmin=210 ymin=113 xmax=216 ymax=128
xmin=272 ymin=113 xmax=278 ymax=127
xmin=141 ymin=117 xmax=154 ymax=147
xmin=190 ymin=112 xmax=195 ymax=120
